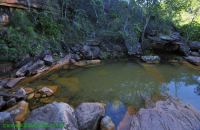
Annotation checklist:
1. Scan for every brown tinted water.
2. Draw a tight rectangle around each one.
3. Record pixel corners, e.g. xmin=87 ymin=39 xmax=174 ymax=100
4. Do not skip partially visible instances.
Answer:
xmin=22 ymin=61 xmax=200 ymax=127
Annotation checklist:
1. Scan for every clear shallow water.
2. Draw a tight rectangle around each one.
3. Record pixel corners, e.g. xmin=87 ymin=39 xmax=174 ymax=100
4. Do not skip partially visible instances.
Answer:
xmin=24 ymin=61 xmax=200 ymax=127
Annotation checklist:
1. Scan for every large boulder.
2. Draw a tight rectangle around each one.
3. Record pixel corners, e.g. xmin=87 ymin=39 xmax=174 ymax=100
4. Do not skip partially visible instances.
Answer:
xmin=25 ymin=102 xmax=78 ymax=130
xmin=75 ymin=103 xmax=105 ymax=130
xmin=119 ymin=99 xmax=200 ymax=130
xmin=189 ymin=41 xmax=200 ymax=51
xmin=131 ymin=99 xmax=200 ymax=130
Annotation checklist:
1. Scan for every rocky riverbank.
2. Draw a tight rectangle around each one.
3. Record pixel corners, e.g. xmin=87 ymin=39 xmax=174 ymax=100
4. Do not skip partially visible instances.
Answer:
xmin=1 ymin=98 xmax=200 ymax=130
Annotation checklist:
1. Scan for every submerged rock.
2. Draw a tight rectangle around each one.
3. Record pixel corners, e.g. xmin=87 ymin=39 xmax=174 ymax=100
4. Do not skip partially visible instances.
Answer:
xmin=75 ymin=103 xmax=105 ymax=130
xmin=141 ymin=55 xmax=160 ymax=63
xmin=100 ymin=116 xmax=115 ymax=130
xmin=25 ymin=102 xmax=78 ymax=130
xmin=39 ymin=87 xmax=54 ymax=97
xmin=125 ymin=99 xmax=200 ymax=130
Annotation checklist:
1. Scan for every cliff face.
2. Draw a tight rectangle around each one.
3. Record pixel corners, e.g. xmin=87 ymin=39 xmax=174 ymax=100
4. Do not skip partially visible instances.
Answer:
xmin=0 ymin=0 xmax=47 ymax=9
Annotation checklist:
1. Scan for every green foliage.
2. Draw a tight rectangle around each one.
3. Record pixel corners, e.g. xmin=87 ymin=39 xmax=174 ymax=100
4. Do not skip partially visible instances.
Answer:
xmin=1 ymin=0 xmax=200 ymax=62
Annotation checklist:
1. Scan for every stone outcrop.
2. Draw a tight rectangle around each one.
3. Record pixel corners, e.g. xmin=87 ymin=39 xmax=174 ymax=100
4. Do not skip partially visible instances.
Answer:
xmin=75 ymin=103 xmax=105 ymax=130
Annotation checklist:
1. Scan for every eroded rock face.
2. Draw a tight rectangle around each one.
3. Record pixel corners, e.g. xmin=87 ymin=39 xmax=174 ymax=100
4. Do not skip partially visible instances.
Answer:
xmin=75 ymin=103 xmax=105 ymax=130
xmin=25 ymin=102 xmax=78 ymax=130
xmin=127 ymin=99 xmax=200 ymax=130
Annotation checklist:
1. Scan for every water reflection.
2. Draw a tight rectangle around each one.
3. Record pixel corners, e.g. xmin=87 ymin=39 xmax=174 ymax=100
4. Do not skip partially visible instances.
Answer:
xmin=105 ymin=101 xmax=127 ymax=127
xmin=24 ymin=61 xmax=200 ymax=128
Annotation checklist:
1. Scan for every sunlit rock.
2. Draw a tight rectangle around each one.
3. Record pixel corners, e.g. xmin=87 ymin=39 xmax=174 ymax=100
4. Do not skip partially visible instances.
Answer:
xmin=6 ymin=101 xmax=29 ymax=122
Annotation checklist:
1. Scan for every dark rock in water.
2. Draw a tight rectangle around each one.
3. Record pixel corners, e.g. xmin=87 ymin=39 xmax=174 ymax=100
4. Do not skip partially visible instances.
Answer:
xmin=185 ymin=56 xmax=200 ymax=66
xmin=82 ymin=45 xmax=100 ymax=59
xmin=5 ymin=77 xmax=24 ymax=88
xmin=125 ymin=42 xmax=142 ymax=56
xmin=0 ymin=96 xmax=6 ymax=110
xmin=43 ymin=54 xmax=54 ymax=66
xmin=0 ymin=112 xmax=15 ymax=130
xmin=25 ymin=102 xmax=78 ymax=130
xmin=100 ymin=116 xmax=115 ymax=130
xmin=75 ymin=103 xmax=105 ymax=130
xmin=179 ymin=43 xmax=191 ymax=56
xmin=141 ymin=56 xmax=160 ymax=63
xmin=189 ymin=41 xmax=200 ymax=51
xmin=119 ymin=99 xmax=200 ymax=130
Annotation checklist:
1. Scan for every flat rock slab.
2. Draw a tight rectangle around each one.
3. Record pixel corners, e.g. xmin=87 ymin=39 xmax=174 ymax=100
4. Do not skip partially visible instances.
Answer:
xmin=119 ymin=99 xmax=200 ymax=130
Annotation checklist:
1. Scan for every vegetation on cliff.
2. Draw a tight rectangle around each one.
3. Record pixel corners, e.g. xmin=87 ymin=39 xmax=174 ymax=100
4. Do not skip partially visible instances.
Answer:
xmin=0 ymin=0 xmax=199 ymax=62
